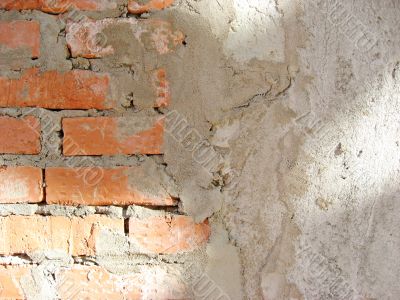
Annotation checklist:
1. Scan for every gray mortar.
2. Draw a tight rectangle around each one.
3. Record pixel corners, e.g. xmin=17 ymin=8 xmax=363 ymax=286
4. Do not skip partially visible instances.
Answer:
xmin=0 ymin=204 xmax=38 ymax=216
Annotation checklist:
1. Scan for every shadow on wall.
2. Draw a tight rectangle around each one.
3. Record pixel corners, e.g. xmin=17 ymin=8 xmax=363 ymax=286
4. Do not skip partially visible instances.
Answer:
xmin=212 ymin=0 xmax=400 ymax=299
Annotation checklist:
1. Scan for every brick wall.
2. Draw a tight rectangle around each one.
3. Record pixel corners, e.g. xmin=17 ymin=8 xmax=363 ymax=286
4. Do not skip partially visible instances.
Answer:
xmin=0 ymin=1 xmax=211 ymax=298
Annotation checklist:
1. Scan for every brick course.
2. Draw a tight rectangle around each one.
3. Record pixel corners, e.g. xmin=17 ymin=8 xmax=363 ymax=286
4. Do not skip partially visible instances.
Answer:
xmin=0 ymin=68 xmax=112 ymax=110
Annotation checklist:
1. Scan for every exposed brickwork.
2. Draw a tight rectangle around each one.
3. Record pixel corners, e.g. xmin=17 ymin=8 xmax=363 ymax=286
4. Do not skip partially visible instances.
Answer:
xmin=0 ymin=20 xmax=40 ymax=59
xmin=0 ymin=265 xmax=188 ymax=299
xmin=129 ymin=216 xmax=211 ymax=254
xmin=0 ymin=116 xmax=40 ymax=154
xmin=0 ymin=215 xmax=123 ymax=256
xmin=66 ymin=18 xmax=184 ymax=58
xmin=0 ymin=68 xmax=112 ymax=109
xmin=0 ymin=166 xmax=43 ymax=203
xmin=45 ymin=167 xmax=177 ymax=206
xmin=63 ymin=117 xmax=164 ymax=155
xmin=56 ymin=266 xmax=188 ymax=299
xmin=0 ymin=0 xmax=117 ymax=13
xmin=128 ymin=0 xmax=175 ymax=14
xmin=0 ymin=2 xmax=212 ymax=297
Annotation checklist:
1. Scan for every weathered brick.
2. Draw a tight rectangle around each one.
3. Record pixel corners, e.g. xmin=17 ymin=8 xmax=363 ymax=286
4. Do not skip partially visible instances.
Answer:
xmin=45 ymin=167 xmax=177 ymax=206
xmin=128 ymin=0 xmax=174 ymax=14
xmin=56 ymin=265 xmax=188 ymax=299
xmin=0 ymin=215 xmax=123 ymax=256
xmin=62 ymin=117 xmax=164 ymax=155
xmin=153 ymin=68 xmax=170 ymax=107
xmin=0 ymin=265 xmax=30 ymax=299
xmin=66 ymin=18 xmax=184 ymax=58
xmin=129 ymin=216 xmax=210 ymax=254
xmin=0 ymin=0 xmax=117 ymax=13
xmin=0 ymin=265 xmax=188 ymax=299
xmin=0 ymin=116 xmax=40 ymax=154
xmin=0 ymin=166 xmax=43 ymax=204
xmin=0 ymin=68 xmax=112 ymax=110
xmin=0 ymin=20 xmax=40 ymax=59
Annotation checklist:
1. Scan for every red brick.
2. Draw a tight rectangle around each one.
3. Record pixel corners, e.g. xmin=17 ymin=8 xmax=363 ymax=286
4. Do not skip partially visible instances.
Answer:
xmin=129 ymin=216 xmax=210 ymax=254
xmin=45 ymin=167 xmax=177 ymax=206
xmin=0 ymin=20 xmax=40 ymax=58
xmin=0 ymin=116 xmax=40 ymax=154
xmin=0 ymin=68 xmax=112 ymax=110
xmin=56 ymin=265 xmax=188 ymax=299
xmin=66 ymin=18 xmax=184 ymax=58
xmin=0 ymin=265 xmax=30 ymax=299
xmin=128 ymin=0 xmax=174 ymax=14
xmin=0 ymin=166 xmax=43 ymax=204
xmin=62 ymin=117 xmax=164 ymax=155
xmin=0 ymin=0 xmax=117 ymax=13
xmin=0 ymin=215 xmax=123 ymax=256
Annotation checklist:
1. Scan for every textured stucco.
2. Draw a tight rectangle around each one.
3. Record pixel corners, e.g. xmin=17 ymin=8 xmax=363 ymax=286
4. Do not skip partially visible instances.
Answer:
xmin=173 ymin=0 xmax=400 ymax=299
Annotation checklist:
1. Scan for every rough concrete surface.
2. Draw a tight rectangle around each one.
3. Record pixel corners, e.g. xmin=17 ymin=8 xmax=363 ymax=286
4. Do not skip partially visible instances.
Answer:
xmin=1 ymin=0 xmax=400 ymax=299
xmin=162 ymin=0 xmax=400 ymax=299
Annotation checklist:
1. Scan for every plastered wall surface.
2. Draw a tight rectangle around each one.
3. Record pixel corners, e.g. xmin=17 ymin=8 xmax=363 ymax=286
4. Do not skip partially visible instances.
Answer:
xmin=205 ymin=0 xmax=400 ymax=299
xmin=0 ymin=0 xmax=399 ymax=299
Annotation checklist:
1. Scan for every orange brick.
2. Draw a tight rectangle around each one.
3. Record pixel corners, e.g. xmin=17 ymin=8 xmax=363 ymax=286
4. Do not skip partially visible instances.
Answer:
xmin=62 ymin=117 xmax=164 ymax=155
xmin=0 ymin=215 xmax=123 ymax=256
xmin=0 ymin=166 xmax=43 ymax=204
xmin=0 ymin=0 xmax=117 ymax=13
xmin=0 ymin=68 xmax=112 ymax=110
xmin=128 ymin=0 xmax=174 ymax=14
xmin=45 ymin=167 xmax=177 ymax=206
xmin=0 ymin=265 xmax=30 ymax=299
xmin=0 ymin=116 xmax=40 ymax=154
xmin=66 ymin=18 xmax=184 ymax=58
xmin=0 ymin=20 xmax=40 ymax=58
xmin=129 ymin=216 xmax=210 ymax=254
xmin=56 ymin=265 xmax=188 ymax=299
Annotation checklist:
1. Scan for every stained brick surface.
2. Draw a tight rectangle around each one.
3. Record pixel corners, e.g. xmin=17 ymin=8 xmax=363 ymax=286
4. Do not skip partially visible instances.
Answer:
xmin=63 ymin=117 xmax=164 ymax=155
xmin=0 ymin=215 xmax=123 ymax=256
xmin=0 ymin=166 xmax=43 ymax=203
xmin=56 ymin=266 xmax=188 ymax=299
xmin=129 ymin=216 xmax=211 ymax=254
xmin=0 ymin=116 xmax=40 ymax=154
xmin=45 ymin=167 xmax=177 ymax=206
xmin=0 ymin=20 xmax=40 ymax=58
xmin=66 ymin=18 xmax=184 ymax=58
